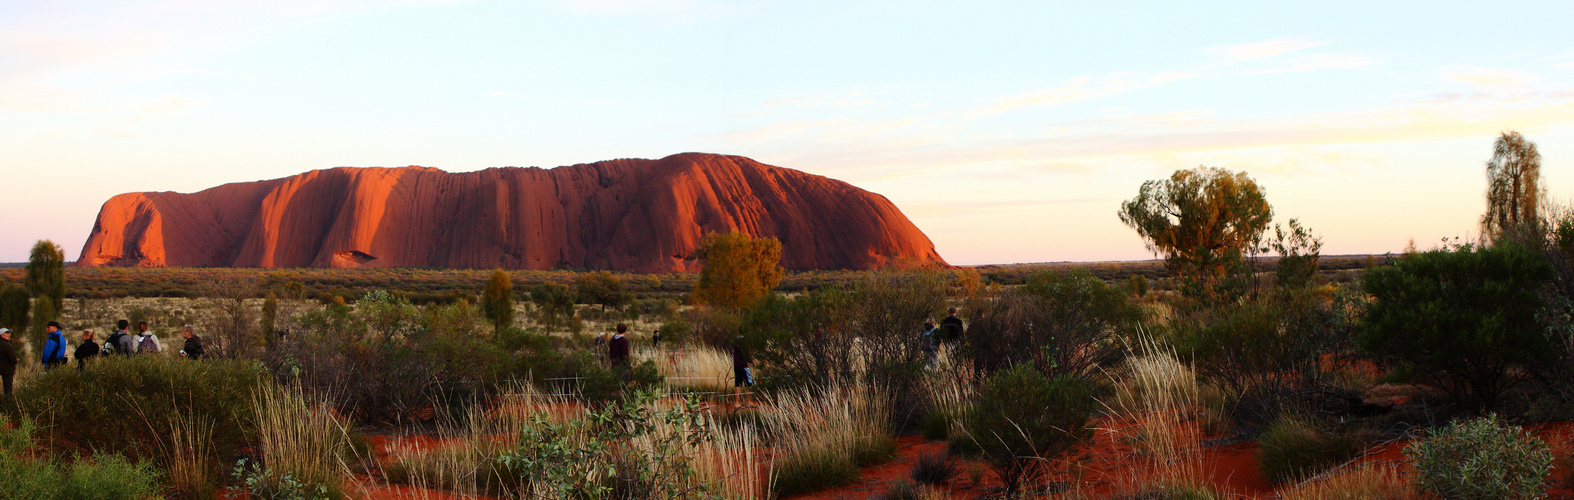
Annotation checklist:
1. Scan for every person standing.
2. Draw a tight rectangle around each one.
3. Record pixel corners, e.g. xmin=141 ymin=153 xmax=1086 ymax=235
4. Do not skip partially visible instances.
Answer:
xmin=127 ymin=321 xmax=151 ymax=354
xmin=941 ymin=307 xmax=965 ymax=344
xmin=0 ymin=328 xmax=17 ymax=398
xmin=608 ymin=323 xmax=630 ymax=367
xmin=105 ymin=320 xmax=130 ymax=356
xmin=41 ymin=322 xmax=68 ymax=369
xmin=731 ymin=335 xmax=753 ymax=403
xmin=651 ymin=329 xmax=662 ymax=349
xmin=135 ymin=323 xmax=163 ymax=354
xmin=75 ymin=330 xmax=100 ymax=370
xmin=920 ymin=318 xmax=940 ymax=370
xmin=179 ymin=325 xmax=205 ymax=360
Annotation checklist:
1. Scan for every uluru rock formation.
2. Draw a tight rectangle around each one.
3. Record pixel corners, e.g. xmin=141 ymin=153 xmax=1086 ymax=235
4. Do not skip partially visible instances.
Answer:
xmin=75 ymin=153 xmax=947 ymax=272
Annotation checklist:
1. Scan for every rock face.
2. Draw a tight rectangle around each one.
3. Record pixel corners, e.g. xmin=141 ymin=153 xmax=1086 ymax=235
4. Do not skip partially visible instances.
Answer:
xmin=75 ymin=153 xmax=947 ymax=272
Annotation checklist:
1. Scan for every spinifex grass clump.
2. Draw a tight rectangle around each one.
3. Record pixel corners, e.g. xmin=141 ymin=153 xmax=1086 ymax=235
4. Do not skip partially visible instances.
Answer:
xmin=1276 ymin=464 xmax=1416 ymax=500
xmin=1257 ymin=414 xmax=1371 ymax=484
xmin=1102 ymin=335 xmax=1202 ymax=462
xmin=765 ymin=383 xmax=895 ymax=497
xmin=249 ymin=385 xmax=357 ymax=497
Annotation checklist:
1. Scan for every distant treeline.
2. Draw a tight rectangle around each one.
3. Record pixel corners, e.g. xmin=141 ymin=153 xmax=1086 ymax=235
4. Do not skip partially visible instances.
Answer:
xmin=0 ymin=255 xmax=1378 ymax=300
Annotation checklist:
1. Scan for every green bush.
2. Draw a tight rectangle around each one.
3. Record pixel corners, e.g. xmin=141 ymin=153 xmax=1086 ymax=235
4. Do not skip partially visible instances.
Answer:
xmin=965 ymin=365 xmax=1094 ymax=493
xmin=13 ymin=356 xmax=266 ymax=464
xmin=1257 ymin=415 xmax=1370 ymax=483
xmin=1405 ymin=414 xmax=1552 ymax=499
xmin=1362 ymin=243 xmax=1553 ymax=412
xmin=0 ymin=416 xmax=162 ymax=500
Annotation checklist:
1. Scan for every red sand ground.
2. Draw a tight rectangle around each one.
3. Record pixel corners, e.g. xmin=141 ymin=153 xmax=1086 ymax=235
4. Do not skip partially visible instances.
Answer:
xmin=346 ymin=412 xmax=1574 ymax=499
xmin=788 ymin=419 xmax=1574 ymax=500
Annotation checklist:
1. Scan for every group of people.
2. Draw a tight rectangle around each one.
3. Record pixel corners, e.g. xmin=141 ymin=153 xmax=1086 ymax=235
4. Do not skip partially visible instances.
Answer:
xmin=0 ymin=319 xmax=207 ymax=399
xmin=920 ymin=307 xmax=967 ymax=369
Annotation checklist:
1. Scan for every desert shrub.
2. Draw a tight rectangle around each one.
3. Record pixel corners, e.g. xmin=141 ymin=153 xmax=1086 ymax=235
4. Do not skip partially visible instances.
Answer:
xmin=529 ymin=281 xmax=576 ymax=329
xmin=576 ymin=271 xmax=633 ymax=311
xmin=0 ymin=415 xmax=163 ymax=500
xmin=910 ymin=452 xmax=958 ymax=486
xmin=230 ymin=459 xmax=334 ymax=500
xmin=964 ymin=365 xmax=1094 ymax=493
xmin=1169 ymin=296 xmax=1308 ymax=397
xmin=843 ymin=272 xmax=948 ymax=426
xmin=12 ymin=356 xmax=265 ymax=465
xmin=1362 ymin=243 xmax=1553 ymax=412
xmin=656 ymin=318 xmax=690 ymax=344
xmin=497 ymin=392 xmax=719 ymax=499
xmin=1257 ymin=415 xmax=1371 ymax=484
xmin=271 ymin=291 xmax=522 ymax=424
xmin=965 ymin=270 xmax=1142 ymax=380
xmin=744 ymin=288 xmax=855 ymax=390
xmin=1404 ymin=414 xmax=1552 ymax=499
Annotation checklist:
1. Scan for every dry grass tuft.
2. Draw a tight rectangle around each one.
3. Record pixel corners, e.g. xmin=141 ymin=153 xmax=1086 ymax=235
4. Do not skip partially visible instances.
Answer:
xmin=637 ymin=346 xmax=736 ymax=392
xmin=166 ymin=411 xmax=218 ymax=497
xmin=1277 ymin=464 xmax=1416 ymax=500
xmin=253 ymin=384 xmax=356 ymax=489
xmin=765 ymin=383 xmax=894 ymax=496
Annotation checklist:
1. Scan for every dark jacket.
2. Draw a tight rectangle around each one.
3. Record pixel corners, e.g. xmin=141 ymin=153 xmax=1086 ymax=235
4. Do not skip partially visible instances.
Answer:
xmin=941 ymin=315 xmax=965 ymax=341
xmin=732 ymin=343 xmax=751 ymax=369
xmin=608 ymin=334 xmax=630 ymax=365
xmin=0 ymin=338 xmax=16 ymax=376
xmin=75 ymin=340 xmax=99 ymax=369
xmin=183 ymin=335 xmax=205 ymax=360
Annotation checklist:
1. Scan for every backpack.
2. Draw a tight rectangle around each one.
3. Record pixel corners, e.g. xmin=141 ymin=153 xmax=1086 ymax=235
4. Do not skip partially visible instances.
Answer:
xmin=105 ymin=332 xmax=125 ymax=355
xmin=138 ymin=335 xmax=159 ymax=353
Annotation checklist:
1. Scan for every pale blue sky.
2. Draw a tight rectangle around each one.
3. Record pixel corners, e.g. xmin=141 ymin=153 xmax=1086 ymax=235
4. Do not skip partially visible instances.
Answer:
xmin=4 ymin=1 xmax=1574 ymax=265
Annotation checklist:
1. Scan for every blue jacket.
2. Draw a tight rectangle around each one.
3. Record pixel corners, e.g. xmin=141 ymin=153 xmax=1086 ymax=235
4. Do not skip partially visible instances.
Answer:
xmin=42 ymin=331 xmax=67 ymax=364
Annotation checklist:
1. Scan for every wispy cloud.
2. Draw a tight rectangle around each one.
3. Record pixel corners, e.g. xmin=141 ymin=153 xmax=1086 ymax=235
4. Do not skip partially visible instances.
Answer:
xmin=986 ymin=72 xmax=1197 ymax=113
xmin=1441 ymin=65 xmax=1542 ymax=88
xmin=550 ymin=0 xmax=751 ymax=22
xmin=716 ymin=76 xmax=1574 ymax=184
xmin=1209 ymin=38 xmax=1323 ymax=64
xmin=1247 ymin=53 xmax=1379 ymax=74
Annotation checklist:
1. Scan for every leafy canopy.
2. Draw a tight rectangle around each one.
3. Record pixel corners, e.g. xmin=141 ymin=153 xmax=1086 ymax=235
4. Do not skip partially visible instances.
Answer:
xmin=693 ymin=231 xmax=784 ymax=311
xmin=481 ymin=269 xmax=515 ymax=332
xmin=1119 ymin=167 xmax=1272 ymax=300
xmin=1482 ymin=131 xmax=1543 ymax=246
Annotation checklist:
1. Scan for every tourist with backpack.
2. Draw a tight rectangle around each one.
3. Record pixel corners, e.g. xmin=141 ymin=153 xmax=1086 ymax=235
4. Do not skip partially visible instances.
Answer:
xmin=105 ymin=320 xmax=130 ymax=356
xmin=136 ymin=325 xmax=163 ymax=354
xmin=75 ymin=330 xmax=100 ymax=370
xmin=124 ymin=321 xmax=150 ymax=355
xmin=42 ymin=322 xmax=68 ymax=369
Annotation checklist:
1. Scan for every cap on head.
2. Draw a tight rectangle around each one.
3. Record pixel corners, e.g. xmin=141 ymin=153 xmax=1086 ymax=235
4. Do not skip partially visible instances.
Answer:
xmin=0 ymin=328 xmax=11 ymax=335
xmin=46 ymin=321 xmax=62 ymax=330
